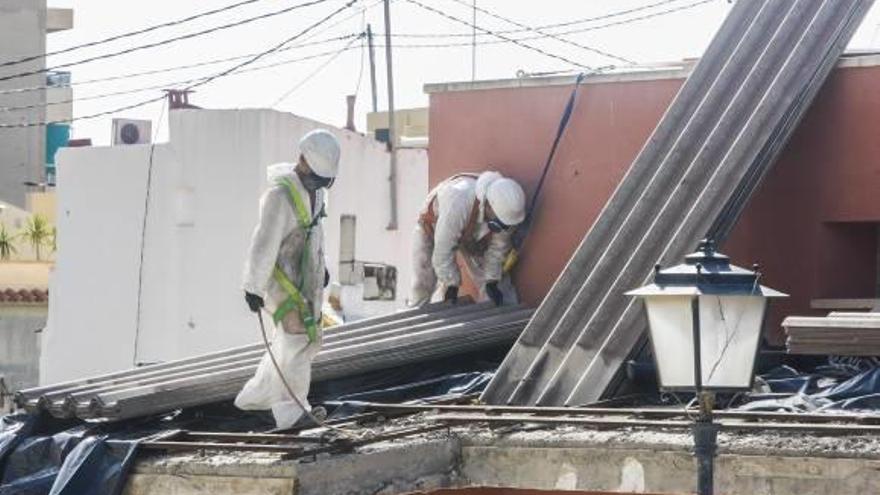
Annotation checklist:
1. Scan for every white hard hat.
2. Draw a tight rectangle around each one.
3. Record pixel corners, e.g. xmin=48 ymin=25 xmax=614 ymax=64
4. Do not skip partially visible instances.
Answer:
xmin=299 ymin=129 xmax=340 ymax=178
xmin=486 ymin=177 xmax=527 ymax=226
xmin=475 ymin=171 xmax=503 ymax=202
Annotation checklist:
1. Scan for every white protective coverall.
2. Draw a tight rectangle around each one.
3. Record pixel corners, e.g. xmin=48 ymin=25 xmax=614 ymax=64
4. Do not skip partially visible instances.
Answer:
xmin=410 ymin=172 xmax=518 ymax=306
xmin=236 ymin=163 xmax=326 ymax=428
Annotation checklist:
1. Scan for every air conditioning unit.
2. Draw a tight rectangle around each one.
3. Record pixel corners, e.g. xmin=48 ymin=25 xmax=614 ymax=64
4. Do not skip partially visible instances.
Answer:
xmin=111 ymin=119 xmax=152 ymax=145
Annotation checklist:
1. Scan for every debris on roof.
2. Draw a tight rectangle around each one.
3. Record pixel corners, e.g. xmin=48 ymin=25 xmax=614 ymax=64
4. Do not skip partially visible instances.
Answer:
xmin=17 ymin=301 xmax=533 ymax=421
xmin=482 ymin=0 xmax=875 ymax=407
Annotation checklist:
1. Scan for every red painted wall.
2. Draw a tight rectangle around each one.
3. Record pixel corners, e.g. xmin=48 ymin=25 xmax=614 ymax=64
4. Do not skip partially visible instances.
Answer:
xmin=428 ymin=65 xmax=880 ymax=343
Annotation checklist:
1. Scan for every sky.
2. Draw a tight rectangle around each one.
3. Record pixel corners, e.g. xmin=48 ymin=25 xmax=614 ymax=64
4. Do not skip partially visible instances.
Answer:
xmin=40 ymin=0 xmax=880 ymax=145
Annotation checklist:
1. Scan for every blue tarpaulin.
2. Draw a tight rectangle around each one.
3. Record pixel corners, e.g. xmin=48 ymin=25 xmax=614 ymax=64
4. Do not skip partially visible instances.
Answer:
xmin=0 ymin=348 xmax=505 ymax=494
xmin=0 ymin=418 xmax=143 ymax=495
xmin=741 ymin=364 xmax=880 ymax=412
xmin=9 ymin=349 xmax=876 ymax=494
xmin=0 ymin=415 xmax=36 ymax=466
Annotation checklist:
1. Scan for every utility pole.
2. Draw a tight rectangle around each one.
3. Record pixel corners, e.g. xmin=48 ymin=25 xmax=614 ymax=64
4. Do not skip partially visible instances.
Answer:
xmin=471 ymin=0 xmax=477 ymax=81
xmin=383 ymin=0 xmax=398 ymax=230
xmin=366 ymin=24 xmax=378 ymax=113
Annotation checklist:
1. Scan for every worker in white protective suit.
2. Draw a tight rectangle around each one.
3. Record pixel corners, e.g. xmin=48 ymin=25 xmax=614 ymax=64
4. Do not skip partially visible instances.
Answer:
xmin=235 ymin=129 xmax=340 ymax=429
xmin=411 ymin=171 xmax=527 ymax=307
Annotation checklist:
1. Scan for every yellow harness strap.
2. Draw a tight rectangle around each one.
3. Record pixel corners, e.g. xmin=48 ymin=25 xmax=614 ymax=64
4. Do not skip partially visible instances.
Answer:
xmin=272 ymin=177 xmax=319 ymax=342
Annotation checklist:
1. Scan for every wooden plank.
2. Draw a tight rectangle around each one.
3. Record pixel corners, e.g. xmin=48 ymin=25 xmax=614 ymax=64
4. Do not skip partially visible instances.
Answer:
xmin=787 ymin=338 xmax=880 ymax=345
xmin=786 ymin=345 xmax=880 ymax=356
xmin=810 ymin=299 xmax=880 ymax=310
xmin=782 ymin=316 xmax=880 ymax=329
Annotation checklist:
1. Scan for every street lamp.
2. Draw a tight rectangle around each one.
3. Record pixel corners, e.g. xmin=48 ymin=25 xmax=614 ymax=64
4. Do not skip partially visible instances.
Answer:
xmin=626 ymin=239 xmax=786 ymax=495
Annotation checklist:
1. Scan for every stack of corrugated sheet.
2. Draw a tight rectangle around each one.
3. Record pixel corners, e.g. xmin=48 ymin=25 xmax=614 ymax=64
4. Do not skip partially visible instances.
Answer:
xmin=483 ymin=0 xmax=874 ymax=406
xmin=17 ymin=301 xmax=532 ymax=421
xmin=784 ymin=312 xmax=880 ymax=355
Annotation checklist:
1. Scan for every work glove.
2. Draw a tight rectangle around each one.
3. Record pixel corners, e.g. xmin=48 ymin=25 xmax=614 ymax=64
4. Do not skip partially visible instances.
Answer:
xmin=244 ymin=291 xmax=264 ymax=313
xmin=324 ymin=268 xmax=330 ymax=288
xmin=443 ymin=285 xmax=459 ymax=303
xmin=485 ymin=281 xmax=503 ymax=307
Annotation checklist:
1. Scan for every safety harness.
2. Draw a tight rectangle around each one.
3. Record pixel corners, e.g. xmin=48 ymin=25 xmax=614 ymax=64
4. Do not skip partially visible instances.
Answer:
xmin=272 ymin=176 xmax=322 ymax=343
xmin=418 ymin=173 xmax=494 ymax=256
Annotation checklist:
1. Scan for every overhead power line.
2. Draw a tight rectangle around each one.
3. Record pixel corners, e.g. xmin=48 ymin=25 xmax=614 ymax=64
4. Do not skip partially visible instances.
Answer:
xmin=0 ymin=0 xmax=707 ymax=101
xmin=0 ymin=35 xmax=359 ymax=97
xmin=181 ymin=0 xmax=358 ymax=91
xmin=0 ymin=44 xmax=363 ymax=113
xmin=353 ymin=5 xmax=368 ymax=97
xmin=0 ymin=0 xmax=268 ymax=69
xmin=519 ymin=0 xmax=703 ymax=33
xmin=0 ymin=0 xmax=360 ymax=128
xmin=0 ymin=95 xmax=168 ymax=130
xmin=445 ymin=0 xmax=635 ymax=65
xmin=389 ymin=0 xmax=688 ymax=38
xmin=272 ymin=34 xmax=362 ymax=106
xmin=0 ymin=0 xmax=696 ymax=98
xmin=404 ymin=0 xmax=594 ymax=70
xmin=0 ymin=0 xmax=383 ymax=97
xmin=0 ymin=0 xmax=334 ymax=84
xmin=384 ymin=0 xmax=715 ymax=48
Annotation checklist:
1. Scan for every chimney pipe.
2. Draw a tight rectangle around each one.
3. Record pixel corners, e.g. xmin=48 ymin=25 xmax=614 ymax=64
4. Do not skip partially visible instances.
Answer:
xmin=345 ymin=94 xmax=357 ymax=131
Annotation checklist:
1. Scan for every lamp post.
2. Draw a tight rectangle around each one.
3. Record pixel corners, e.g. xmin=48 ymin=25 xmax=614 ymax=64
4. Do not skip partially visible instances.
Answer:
xmin=626 ymin=239 xmax=786 ymax=495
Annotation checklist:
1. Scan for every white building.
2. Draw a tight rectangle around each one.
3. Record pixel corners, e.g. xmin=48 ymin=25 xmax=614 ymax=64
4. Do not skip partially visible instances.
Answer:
xmin=0 ymin=1 xmax=73 ymax=207
xmin=40 ymin=109 xmax=427 ymax=383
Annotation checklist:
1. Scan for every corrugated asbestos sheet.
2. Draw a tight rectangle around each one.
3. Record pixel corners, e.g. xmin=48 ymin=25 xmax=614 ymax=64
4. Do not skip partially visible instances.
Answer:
xmin=18 ymin=301 xmax=532 ymax=421
xmin=482 ymin=0 xmax=873 ymax=406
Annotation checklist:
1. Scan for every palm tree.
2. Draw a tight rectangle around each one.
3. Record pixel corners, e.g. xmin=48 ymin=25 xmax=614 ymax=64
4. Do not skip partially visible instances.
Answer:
xmin=0 ymin=224 xmax=17 ymax=261
xmin=50 ymin=225 xmax=57 ymax=254
xmin=20 ymin=215 xmax=51 ymax=261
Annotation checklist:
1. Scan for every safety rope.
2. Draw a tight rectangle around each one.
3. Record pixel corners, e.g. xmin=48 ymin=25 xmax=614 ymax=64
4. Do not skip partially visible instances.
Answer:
xmin=256 ymin=310 xmax=355 ymax=438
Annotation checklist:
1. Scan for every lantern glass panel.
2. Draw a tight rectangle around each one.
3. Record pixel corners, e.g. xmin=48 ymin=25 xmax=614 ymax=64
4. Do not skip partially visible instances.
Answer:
xmin=643 ymin=294 xmax=695 ymax=389
xmin=698 ymin=295 xmax=767 ymax=389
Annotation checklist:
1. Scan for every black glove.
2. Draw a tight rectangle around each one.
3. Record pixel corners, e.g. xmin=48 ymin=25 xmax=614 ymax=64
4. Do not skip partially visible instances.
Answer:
xmin=485 ymin=281 xmax=503 ymax=306
xmin=443 ymin=285 xmax=459 ymax=303
xmin=245 ymin=291 xmax=264 ymax=313
xmin=324 ymin=268 xmax=330 ymax=288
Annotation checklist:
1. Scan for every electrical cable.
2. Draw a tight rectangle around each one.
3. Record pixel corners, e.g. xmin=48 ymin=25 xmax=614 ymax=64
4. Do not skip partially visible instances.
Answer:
xmin=353 ymin=6 xmax=368 ymax=97
xmin=404 ymin=0 xmax=595 ymax=70
xmin=0 ymin=95 xmax=166 ymax=129
xmin=133 ymin=98 xmax=169 ymax=367
xmin=0 ymin=0 xmax=383 ymax=96
xmin=0 ymin=0 xmax=360 ymax=129
xmin=385 ymin=0 xmax=716 ymax=48
xmin=0 ymin=0 xmax=269 ymax=69
xmin=389 ymin=0 xmax=688 ymax=38
xmin=0 ymin=0 xmax=701 ymax=97
xmin=1 ymin=0 xmax=706 ymax=124
xmin=0 ymin=0 xmax=700 ymax=97
xmin=183 ymin=0 xmax=360 ymax=92
xmin=519 ymin=73 xmax=587 ymax=238
xmin=256 ymin=311 xmax=355 ymax=437
xmin=0 ymin=0 xmax=334 ymax=84
xmin=0 ymin=35 xmax=360 ymax=98
xmin=271 ymin=34 xmax=362 ymax=107
xmin=295 ymin=0 xmax=384 ymax=45
xmin=444 ymin=0 xmax=635 ymax=65
xmin=0 ymin=45 xmax=362 ymax=113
